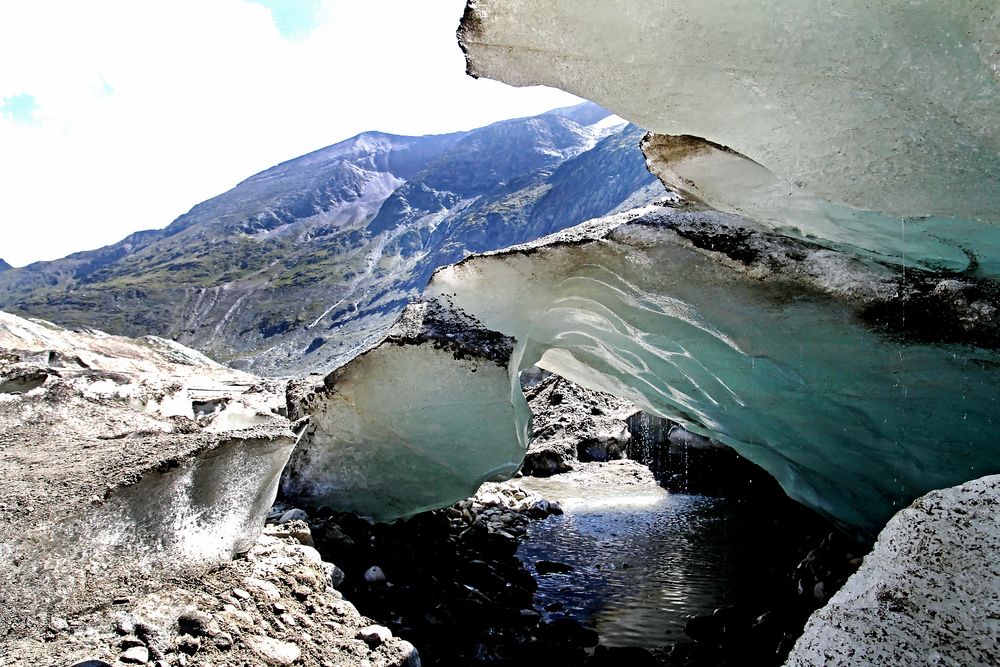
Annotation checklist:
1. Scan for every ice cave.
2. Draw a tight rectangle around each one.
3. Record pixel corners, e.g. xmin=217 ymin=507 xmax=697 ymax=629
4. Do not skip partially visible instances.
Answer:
xmin=1 ymin=1 xmax=998 ymax=665
xmin=283 ymin=1 xmax=1000 ymax=537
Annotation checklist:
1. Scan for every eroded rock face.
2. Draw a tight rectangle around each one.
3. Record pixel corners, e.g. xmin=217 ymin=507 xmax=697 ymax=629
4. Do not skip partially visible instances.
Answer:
xmin=786 ymin=475 xmax=1000 ymax=666
xmin=522 ymin=374 xmax=638 ymax=476
xmin=2 ymin=515 xmax=421 ymax=667
xmin=0 ymin=312 xmax=298 ymax=645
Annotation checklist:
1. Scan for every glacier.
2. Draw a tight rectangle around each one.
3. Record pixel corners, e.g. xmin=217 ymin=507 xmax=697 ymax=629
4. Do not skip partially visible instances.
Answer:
xmin=458 ymin=0 xmax=1000 ymax=226
xmin=282 ymin=300 xmax=525 ymax=519
xmin=286 ymin=207 xmax=1000 ymax=534
xmin=279 ymin=1 xmax=1000 ymax=536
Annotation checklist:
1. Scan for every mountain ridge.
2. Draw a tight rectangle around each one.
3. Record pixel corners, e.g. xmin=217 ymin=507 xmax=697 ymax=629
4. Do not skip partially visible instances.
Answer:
xmin=0 ymin=102 xmax=663 ymax=374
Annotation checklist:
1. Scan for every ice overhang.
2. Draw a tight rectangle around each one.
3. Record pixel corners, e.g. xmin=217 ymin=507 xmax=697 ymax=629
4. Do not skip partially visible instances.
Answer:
xmin=458 ymin=0 xmax=1000 ymax=225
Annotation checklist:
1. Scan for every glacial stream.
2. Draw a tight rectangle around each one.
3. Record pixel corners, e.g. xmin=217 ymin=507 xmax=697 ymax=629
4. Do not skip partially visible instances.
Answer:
xmin=516 ymin=472 xmax=817 ymax=651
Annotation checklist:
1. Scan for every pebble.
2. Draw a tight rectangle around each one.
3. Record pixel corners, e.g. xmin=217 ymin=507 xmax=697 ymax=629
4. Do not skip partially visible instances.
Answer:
xmin=323 ymin=562 xmax=346 ymax=588
xmin=245 ymin=635 xmax=301 ymax=666
xmin=113 ymin=613 xmax=136 ymax=635
xmin=279 ymin=508 xmax=309 ymax=524
xmin=332 ymin=601 xmax=357 ymax=617
xmin=357 ymin=624 xmax=393 ymax=648
xmin=396 ymin=639 xmax=422 ymax=667
xmin=232 ymin=587 xmax=251 ymax=600
xmin=364 ymin=565 xmax=386 ymax=583
xmin=48 ymin=616 xmax=69 ymax=633
xmin=119 ymin=636 xmax=144 ymax=649
xmin=244 ymin=577 xmax=281 ymax=601
xmin=119 ymin=646 xmax=149 ymax=664
xmin=177 ymin=609 xmax=215 ymax=637
xmin=536 ymin=560 xmax=574 ymax=575
xmin=218 ymin=607 xmax=255 ymax=629
xmin=214 ymin=631 xmax=234 ymax=650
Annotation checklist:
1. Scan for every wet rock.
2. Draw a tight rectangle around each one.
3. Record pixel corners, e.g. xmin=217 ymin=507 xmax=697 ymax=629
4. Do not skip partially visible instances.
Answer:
xmin=279 ymin=508 xmax=309 ymax=524
xmin=308 ymin=481 xmax=560 ymax=666
xmin=535 ymin=560 xmax=574 ymax=575
xmin=523 ymin=439 xmax=577 ymax=476
xmin=118 ymin=646 xmax=149 ymax=664
xmin=323 ymin=562 xmax=346 ymax=588
xmin=519 ymin=608 xmax=541 ymax=622
xmin=590 ymin=645 xmax=659 ymax=666
xmin=542 ymin=618 xmax=599 ymax=647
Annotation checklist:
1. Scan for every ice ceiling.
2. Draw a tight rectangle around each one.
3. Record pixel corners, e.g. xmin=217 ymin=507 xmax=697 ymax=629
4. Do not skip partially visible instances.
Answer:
xmin=458 ymin=0 xmax=1000 ymax=225
xmin=281 ymin=1 xmax=1000 ymax=534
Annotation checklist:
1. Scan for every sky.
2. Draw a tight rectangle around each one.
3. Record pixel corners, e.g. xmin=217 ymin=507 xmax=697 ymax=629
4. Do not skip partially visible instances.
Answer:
xmin=0 ymin=0 xmax=580 ymax=267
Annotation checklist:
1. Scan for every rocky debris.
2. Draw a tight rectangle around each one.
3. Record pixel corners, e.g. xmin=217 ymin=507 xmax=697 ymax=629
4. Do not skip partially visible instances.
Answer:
xmin=661 ymin=531 xmax=865 ymax=666
xmin=786 ymin=474 xmax=1000 ymax=666
xmin=385 ymin=299 xmax=514 ymax=367
xmin=303 ymin=462 xmax=866 ymax=667
xmin=535 ymin=560 xmax=574 ymax=575
xmin=0 ymin=312 xmax=299 ymax=657
xmin=1 ymin=512 xmax=422 ymax=666
xmin=522 ymin=374 xmax=638 ymax=476
xmin=300 ymin=481 xmax=589 ymax=666
xmin=527 ymin=459 xmax=657 ymax=488
xmin=523 ymin=371 xmax=783 ymax=496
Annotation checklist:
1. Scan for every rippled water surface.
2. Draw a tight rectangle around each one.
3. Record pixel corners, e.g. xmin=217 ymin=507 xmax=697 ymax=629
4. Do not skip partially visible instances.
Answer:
xmin=517 ymin=475 xmax=797 ymax=649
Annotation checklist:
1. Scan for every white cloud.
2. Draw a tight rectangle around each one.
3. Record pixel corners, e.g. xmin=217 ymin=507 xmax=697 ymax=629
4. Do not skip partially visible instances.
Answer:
xmin=0 ymin=0 xmax=579 ymax=267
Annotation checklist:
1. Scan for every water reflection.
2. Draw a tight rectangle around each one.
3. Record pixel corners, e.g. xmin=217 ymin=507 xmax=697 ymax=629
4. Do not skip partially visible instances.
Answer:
xmin=517 ymin=476 xmax=798 ymax=649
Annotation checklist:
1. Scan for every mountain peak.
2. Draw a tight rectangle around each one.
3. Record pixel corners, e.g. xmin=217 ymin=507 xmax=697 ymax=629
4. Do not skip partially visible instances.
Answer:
xmin=0 ymin=259 xmax=10 ymax=272
xmin=543 ymin=100 xmax=612 ymax=127
xmin=0 ymin=107 xmax=660 ymax=376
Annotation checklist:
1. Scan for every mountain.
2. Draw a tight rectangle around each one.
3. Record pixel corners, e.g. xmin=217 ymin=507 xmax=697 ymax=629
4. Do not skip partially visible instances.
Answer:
xmin=0 ymin=102 xmax=663 ymax=374
xmin=0 ymin=259 xmax=10 ymax=272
